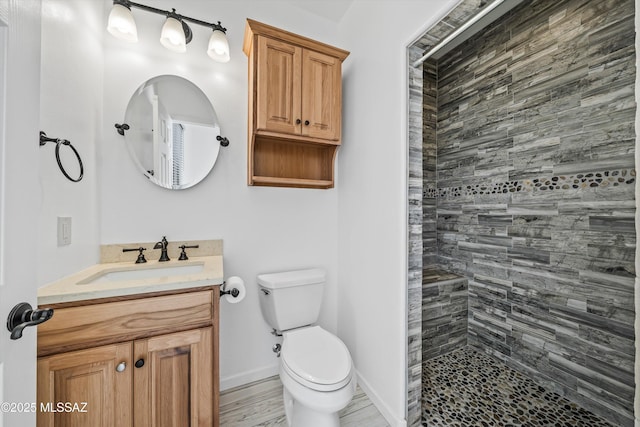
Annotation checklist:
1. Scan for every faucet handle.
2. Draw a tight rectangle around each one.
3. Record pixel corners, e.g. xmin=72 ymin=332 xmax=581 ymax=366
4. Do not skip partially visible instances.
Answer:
xmin=178 ymin=244 xmax=199 ymax=261
xmin=123 ymin=247 xmax=147 ymax=263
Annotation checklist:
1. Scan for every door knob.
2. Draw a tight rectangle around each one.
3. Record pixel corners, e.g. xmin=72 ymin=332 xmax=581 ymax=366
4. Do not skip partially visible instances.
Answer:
xmin=6 ymin=302 xmax=54 ymax=340
xmin=116 ymin=362 xmax=126 ymax=372
xmin=135 ymin=359 xmax=145 ymax=368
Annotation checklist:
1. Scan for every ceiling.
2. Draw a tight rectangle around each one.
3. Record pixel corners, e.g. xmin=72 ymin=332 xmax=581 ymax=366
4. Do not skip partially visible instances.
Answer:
xmin=290 ymin=0 xmax=355 ymax=23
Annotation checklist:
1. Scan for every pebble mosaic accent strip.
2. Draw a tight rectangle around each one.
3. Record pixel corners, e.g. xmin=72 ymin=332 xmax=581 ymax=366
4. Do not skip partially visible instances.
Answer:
xmin=424 ymin=169 xmax=636 ymax=199
xmin=423 ymin=347 xmax=616 ymax=427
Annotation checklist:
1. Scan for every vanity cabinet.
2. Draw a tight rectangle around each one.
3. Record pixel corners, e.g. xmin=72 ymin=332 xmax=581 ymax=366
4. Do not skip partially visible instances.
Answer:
xmin=37 ymin=287 xmax=219 ymax=427
xmin=243 ymin=19 xmax=349 ymax=189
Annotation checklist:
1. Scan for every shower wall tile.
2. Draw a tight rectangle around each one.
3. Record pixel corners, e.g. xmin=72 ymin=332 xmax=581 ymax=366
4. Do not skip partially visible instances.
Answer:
xmin=412 ymin=0 xmax=486 ymax=52
xmin=422 ymin=269 xmax=468 ymax=360
xmin=423 ymin=58 xmax=438 ymax=268
xmin=406 ymin=45 xmax=424 ymax=427
xmin=431 ymin=0 xmax=636 ymax=425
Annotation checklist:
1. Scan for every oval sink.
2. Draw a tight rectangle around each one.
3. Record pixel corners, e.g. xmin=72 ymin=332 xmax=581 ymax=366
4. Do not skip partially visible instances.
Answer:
xmin=79 ymin=263 xmax=205 ymax=285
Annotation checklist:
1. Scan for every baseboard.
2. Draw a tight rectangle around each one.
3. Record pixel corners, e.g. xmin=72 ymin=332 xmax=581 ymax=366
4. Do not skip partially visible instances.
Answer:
xmin=220 ymin=364 xmax=279 ymax=391
xmin=356 ymin=371 xmax=407 ymax=427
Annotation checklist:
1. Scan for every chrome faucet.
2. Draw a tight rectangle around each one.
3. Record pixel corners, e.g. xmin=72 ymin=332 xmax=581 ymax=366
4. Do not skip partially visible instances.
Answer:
xmin=154 ymin=236 xmax=170 ymax=262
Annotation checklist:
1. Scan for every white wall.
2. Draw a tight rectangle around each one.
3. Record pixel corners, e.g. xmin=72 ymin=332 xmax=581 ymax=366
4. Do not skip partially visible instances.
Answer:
xmin=99 ymin=0 xmax=342 ymax=389
xmin=335 ymin=1 xmax=458 ymax=425
xmin=38 ymin=0 xmax=102 ymax=285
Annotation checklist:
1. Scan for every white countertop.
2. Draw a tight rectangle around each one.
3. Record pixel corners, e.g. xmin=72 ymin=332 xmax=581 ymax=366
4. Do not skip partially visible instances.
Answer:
xmin=37 ymin=256 xmax=224 ymax=305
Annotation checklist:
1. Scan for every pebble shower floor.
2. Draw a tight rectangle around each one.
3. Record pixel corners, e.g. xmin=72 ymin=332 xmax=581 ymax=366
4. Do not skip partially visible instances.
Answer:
xmin=422 ymin=347 xmax=615 ymax=427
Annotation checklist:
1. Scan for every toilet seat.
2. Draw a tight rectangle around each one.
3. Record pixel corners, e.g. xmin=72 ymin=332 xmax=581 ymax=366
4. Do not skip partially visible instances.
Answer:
xmin=281 ymin=326 xmax=353 ymax=392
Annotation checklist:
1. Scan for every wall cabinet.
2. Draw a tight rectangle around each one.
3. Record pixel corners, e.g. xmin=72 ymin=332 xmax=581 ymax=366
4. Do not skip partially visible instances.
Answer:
xmin=243 ymin=19 xmax=349 ymax=189
xmin=37 ymin=288 xmax=219 ymax=427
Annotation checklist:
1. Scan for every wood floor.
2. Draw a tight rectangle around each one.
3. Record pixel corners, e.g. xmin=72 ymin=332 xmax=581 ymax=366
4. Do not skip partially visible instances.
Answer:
xmin=220 ymin=375 xmax=390 ymax=426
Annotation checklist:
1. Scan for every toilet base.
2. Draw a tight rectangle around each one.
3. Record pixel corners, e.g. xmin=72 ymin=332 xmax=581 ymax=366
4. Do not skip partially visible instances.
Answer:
xmin=284 ymin=387 xmax=340 ymax=427
xmin=280 ymin=363 xmax=356 ymax=427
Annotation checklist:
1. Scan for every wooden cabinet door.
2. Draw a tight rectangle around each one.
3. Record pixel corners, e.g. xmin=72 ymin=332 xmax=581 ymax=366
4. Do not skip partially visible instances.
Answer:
xmin=301 ymin=49 xmax=341 ymax=141
xmin=37 ymin=342 xmax=132 ymax=427
xmin=133 ymin=328 xmax=214 ymax=427
xmin=256 ymin=36 xmax=302 ymax=135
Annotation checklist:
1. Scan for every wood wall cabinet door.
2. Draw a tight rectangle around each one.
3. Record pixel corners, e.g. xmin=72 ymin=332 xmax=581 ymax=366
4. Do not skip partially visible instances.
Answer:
xmin=37 ymin=342 xmax=132 ymax=427
xmin=133 ymin=328 xmax=214 ymax=427
xmin=256 ymin=37 xmax=341 ymax=142
xmin=301 ymin=49 xmax=341 ymax=141
xmin=256 ymin=37 xmax=302 ymax=135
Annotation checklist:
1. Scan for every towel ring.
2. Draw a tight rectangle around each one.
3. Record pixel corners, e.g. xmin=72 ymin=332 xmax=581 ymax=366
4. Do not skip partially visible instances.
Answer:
xmin=40 ymin=131 xmax=84 ymax=183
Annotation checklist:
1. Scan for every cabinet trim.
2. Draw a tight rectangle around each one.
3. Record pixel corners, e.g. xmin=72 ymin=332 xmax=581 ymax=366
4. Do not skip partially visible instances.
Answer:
xmin=243 ymin=18 xmax=349 ymax=61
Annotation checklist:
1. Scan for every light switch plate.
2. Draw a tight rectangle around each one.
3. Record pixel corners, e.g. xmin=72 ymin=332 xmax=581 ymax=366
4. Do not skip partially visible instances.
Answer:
xmin=57 ymin=217 xmax=71 ymax=246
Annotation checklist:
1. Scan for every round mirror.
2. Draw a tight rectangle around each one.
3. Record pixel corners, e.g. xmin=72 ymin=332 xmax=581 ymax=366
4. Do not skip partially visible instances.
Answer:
xmin=123 ymin=75 xmax=221 ymax=190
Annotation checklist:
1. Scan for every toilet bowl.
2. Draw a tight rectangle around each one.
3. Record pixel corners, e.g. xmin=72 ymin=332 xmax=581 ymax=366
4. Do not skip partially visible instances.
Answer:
xmin=257 ymin=268 xmax=357 ymax=426
xmin=279 ymin=326 xmax=356 ymax=427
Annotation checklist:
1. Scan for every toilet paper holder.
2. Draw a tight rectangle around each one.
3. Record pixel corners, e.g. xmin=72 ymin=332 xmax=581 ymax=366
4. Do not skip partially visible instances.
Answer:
xmin=219 ymin=276 xmax=246 ymax=304
xmin=220 ymin=284 xmax=240 ymax=298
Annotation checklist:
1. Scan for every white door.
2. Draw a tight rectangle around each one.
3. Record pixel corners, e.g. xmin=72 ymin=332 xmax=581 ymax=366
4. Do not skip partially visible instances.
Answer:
xmin=0 ymin=1 xmax=42 ymax=426
xmin=152 ymin=95 xmax=173 ymax=187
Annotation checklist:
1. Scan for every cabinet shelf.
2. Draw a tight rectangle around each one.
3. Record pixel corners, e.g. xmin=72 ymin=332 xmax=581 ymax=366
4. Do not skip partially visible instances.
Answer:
xmin=249 ymin=135 xmax=337 ymax=188
xmin=252 ymin=176 xmax=334 ymax=189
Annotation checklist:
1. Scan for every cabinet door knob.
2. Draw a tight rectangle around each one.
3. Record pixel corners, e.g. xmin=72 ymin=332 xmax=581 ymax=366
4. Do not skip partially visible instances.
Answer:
xmin=116 ymin=362 xmax=126 ymax=372
xmin=135 ymin=359 xmax=145 ymax=368
xmin=295 ymin=119 xmax=301 ymax=125
xmin=304 ymin=120 xmax=310 ymax=126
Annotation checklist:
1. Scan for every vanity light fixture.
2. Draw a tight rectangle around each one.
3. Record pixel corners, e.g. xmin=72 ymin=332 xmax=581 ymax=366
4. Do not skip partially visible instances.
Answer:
xmin=106 ymin=0 xmax=230 ymax=62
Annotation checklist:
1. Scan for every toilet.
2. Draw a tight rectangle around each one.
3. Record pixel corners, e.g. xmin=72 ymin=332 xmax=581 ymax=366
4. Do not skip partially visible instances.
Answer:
xmin=257 ymin=268 xmax=356 ymax=427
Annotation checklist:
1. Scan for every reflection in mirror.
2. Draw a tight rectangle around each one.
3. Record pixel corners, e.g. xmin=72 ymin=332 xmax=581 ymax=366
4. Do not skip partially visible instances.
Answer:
xmin=123 ymin=75 xmax=221 ymax=190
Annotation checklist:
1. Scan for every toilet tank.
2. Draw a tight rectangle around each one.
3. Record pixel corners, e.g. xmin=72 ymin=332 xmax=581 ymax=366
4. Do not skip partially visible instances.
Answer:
xmin=257 ymin=268 xmax=325 ymax=332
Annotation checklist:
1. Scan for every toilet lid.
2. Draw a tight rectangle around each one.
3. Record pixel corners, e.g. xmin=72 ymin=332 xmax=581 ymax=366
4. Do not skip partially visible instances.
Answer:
xmin=281 ymin=326 xmax=352 ymax=391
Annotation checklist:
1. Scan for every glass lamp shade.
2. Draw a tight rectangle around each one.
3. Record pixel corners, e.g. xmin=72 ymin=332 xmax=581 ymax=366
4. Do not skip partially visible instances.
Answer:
xmin=207 ymin=29 xmax=230 ymax=62
xmin=107 ymin=3 xmax=138 ymax=42
xmin=160 ymin=17 xmax=186 ymax=53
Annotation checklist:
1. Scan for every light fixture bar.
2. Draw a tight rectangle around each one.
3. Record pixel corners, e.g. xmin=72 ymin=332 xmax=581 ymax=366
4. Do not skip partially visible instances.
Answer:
xmin=123 ymin=0 xmax=227 ymax=32
xmin=411 ymin=0 xmax=505 ymax=67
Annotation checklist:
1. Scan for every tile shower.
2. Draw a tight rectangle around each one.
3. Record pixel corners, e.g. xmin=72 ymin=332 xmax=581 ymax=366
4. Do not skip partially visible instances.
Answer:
xmin=408 ymin=0 xmax=636 ymax=426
